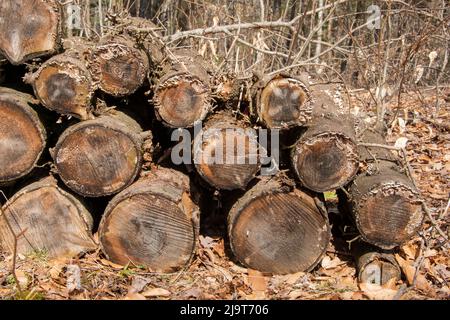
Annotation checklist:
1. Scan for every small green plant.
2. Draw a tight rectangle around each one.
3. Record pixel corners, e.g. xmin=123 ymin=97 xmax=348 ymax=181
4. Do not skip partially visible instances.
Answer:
xmin=118 ymin=263 xmax=134 ymax=278
xmin=27 ymin=249 xmax=49 ymax=262
xmin=6 ymin=274 xmax=16 ymax=285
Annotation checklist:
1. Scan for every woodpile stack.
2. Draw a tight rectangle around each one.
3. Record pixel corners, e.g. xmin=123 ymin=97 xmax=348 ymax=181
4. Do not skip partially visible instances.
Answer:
xmin=0 ymin=1 xmax=424 ymax=276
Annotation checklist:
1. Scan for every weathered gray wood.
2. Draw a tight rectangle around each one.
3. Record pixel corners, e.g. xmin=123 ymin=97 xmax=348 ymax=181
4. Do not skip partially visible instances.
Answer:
xmin=99 ymin=167 xmax=199 ymax=272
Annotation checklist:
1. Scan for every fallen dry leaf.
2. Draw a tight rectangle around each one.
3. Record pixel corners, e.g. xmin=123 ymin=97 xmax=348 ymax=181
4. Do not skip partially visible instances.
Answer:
xmin=15 ymin=270 xmax=29 ymax=288
xmin=99 ymin=259 xmax=124 ymax=269
xmin=359 ymin=282 xmax=398 ymax=300
xmin=321 ymin=255 xmax=343 ymax=269
xmin=395 ymin=254 xmax=433 ymax=294
xmin=247 ymin=269 xmax=267 ymax=292
xmin=142 ymin=287 xmax=171 ymax=297
xmin=123 ymin=292 xmax=146 ymax=300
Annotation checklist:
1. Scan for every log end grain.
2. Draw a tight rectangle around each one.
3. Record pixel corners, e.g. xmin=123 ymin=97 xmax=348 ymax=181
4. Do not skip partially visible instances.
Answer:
xmin=0 ymin=0 xmax=59 ymax=65
xmin=0 ymin=177 xmax=96 ymax=258
xmin=53 ymin=114 xmax=144 ymax=197
xmin=292 ymin=132 xmax=359 ymax=192
xmin=154 ymin=76 xmax=211 ymax=128
xmin=259 ymin=77 xmax=312 ymax=129
xmin=30 ymin=55 xmax=93 ymax=120
xmin=228 ymin=179 xmax=330 ymax=274
xmin=0 ymin=87 xmax=46 ymax=184
xmin=89 ymin=40 xmax=149 ymax=96
xmin=99 ymin=168 xmax=199 ymax=272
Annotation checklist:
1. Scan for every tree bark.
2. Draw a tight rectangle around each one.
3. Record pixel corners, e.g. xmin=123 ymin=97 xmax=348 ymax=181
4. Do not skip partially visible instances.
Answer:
xmin=98 ymin=167 xmax=199 ymax=272
xmin=343 ymin=131 xmax=424 ymax=249
xmin=25 ymin=51 xmax=94 ymax=120
xmin=193 ymin=111 xmax=260 ymax=190
xmin=291 ymin=86 xmax=359 ymax=192
xmin=228 ymin=177 xmax=330 ymax=274
xmin=87 ymin=35 xmax=149 ymax=97
xmin=252 ymin=73 xmax=312 ymax=129
xmin=152 ymin=48 xmax=212 ymax=128
xmin=0 ymin=0 xmax=60 ymax=65
xmin=0 ymin=87 xmax=46 ymax=185
xmin=51 ymin=111 xmax=150 ymax=197
xmin=0 ymin=176 xmax=96 ymax=258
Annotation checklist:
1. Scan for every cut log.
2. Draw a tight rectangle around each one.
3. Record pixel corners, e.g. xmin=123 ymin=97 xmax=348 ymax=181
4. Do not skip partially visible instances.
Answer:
xmin=98 ymin=167 xmax=199 ymax=272
xmin=343 ymin=131 xmax=424 ymax=249
xmin=193 ymin=111 xmax=260 ymax=190
xmin=51 ymin=111 xmax=148 ymax=197
xmin=88 ymin=36 xmax=149 ymax=97
xmin=0 ymin=0 xmax=60 ymax=65
xmin=26 ymin=52 xmax=94 ymax=120
xmin=228 ymin=177 xmax=330 ymax=274
xmin=0 ymin=176 xmax=96 ymax=258
xmin=0 ymin=87 xmax=46 ymax=185
xmin=153 ymin=49 xmax=211 ymax=128
xmin=351 ymin=240 xmax=401 ymax=285
xmin=253 ymin=74 xmax=312 ymax=129
xmin=291 ymin=84 xmax=359 ymax=192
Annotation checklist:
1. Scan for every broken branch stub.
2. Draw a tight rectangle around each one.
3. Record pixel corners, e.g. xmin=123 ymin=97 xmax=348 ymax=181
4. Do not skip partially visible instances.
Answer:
xmin=98 ymin=167 xmax=199 ymax=272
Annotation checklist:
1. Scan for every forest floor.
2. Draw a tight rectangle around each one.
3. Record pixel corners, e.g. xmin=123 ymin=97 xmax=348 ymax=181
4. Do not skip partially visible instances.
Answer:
xmin=0 ymin=88 xmax=449 ymax=300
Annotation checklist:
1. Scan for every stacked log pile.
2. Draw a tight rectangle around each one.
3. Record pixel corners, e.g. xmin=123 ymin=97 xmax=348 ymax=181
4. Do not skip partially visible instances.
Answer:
xmin=0 ymin=1 xmax=424 ymax=276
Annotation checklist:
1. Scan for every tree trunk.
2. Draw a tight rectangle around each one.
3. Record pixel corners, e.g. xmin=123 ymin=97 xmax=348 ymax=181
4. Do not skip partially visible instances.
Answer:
xmin=343 ymin=131 xmax=424 ymax=249
xmin=0 ymin=0 xmax=60 ymax=65
xmin=193 ymin=111 xmax=260 ymax=190
xmin=253 ymin=73 xmax=312 ymax=129
xmin=87 ymin=35 xmax=149 ymax=97
xmin=291 ymin=83 xmax=359 ymax=192
xmin=228 ymin=177 xmax=330 ymax=274
xmin=0 ymin=87 xmax=46 ymax=185
xmin=25 ymin=51 xmax=94 ymax=120
xmin=0 ymin=176 xmax=96 ymax=258
xmin=351 ymin=240 xmax=401 ymax=285
xmin=98 ymin=167 xmax=199 ymax=272
xmin=51 ymin=111 xmax=150 ymax=197
xmin=153 ymin=48 xmax=212 ymax=128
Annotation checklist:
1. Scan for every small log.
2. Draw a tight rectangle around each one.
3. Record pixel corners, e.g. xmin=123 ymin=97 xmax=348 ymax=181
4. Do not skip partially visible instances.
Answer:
xmin=51 ymin=111 xmax=148 ymax=197
xmin=26 ymin=52 xmax=94 ymax=120
xmin=0 ymin=176 xmax=96 ymax=258
xmin=98 ymin=167 xmax=199 ymax=272
xmin=351 ymin=240 xmax=401 ymax=285
xmin=88 ymin=36 xmax=149 ymax=97
xmin=193 ymin=111 xmax=260 ymax=190
xmin=0 ymin=0 xmax=60 ymax=65
xmin=253 ymin=74 xmax=312 ymax=129
xmin=344 ymin=131 xmax=424 ymax=249
xmin=291 ymin=85 xmax=359 ymax=192
xmin=153 ymin=49 xmax=211 ymax=128
xmin=228 ymin=177 xmax=330 ymax=274
xmin=0 ymin=87 xmax=46 ymax=184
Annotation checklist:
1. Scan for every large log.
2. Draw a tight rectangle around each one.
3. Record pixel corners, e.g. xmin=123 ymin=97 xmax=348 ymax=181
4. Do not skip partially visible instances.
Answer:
xmin=153 ymin=49 xmax=211 ymax=128
xmin=228 ymin=177 xmax=330 ymax=274
xmin=291 ymin=85 xmax=359 ymax=192
xmin=51 ymin=111 xmax=149 ymax=197
xmin=253 ymin=73 xmax=312 ymax=129
xmin=343 ymin=131 xmax=424 ymax=249
xmin=87 ymin=36 xmax=149 ymax=97
xmin=0 ymin=176 xmax=96 ymax=258
xmin=0 ymin=0 xmax=60 ymax=65
xmin=26 ymin=52 xmax=94 ymax=120
xmin=0 ymin=87 xmax=46 ymax=185
xmin=193 ymin=111 xmax=260 ymax=190
xmin=98 ymin=167 xmax=199 ymax=272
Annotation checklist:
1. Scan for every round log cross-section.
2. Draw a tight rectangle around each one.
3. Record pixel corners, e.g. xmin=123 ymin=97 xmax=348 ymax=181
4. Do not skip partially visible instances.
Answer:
xmin=28 ymin=53 xmax=94 ymax=120
xmin=347 ymin=161 xmax=424 ymax=249
xmin=99 ymin=167 xmax=199 ymax=272
xmin=257 ymin=75 xmax=312 ymax=129
xmin=52 ymin=112 xmax=146 ymax=197
xmin=0 ymin=87 xmax=46 ymax=185
xmin=228 ymin=178 xmax=330 ymax=274
xmin=88 ymin=37 xmax=149 ymax=97
xmin=291 ymin=115 xmax=359 ymax=192
xmin=0 ymin=0 xmax=60 ymax=65
xmin=193 ymin=112 xmax=260 ymax=190
xmin=0 ymin=177 xmax=96 ymax=258
xmin=153 ymin=49 xmax=211 ymax=128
